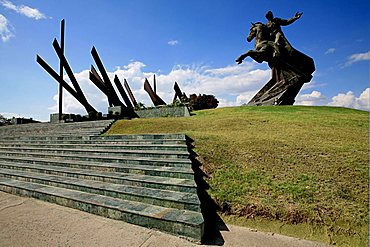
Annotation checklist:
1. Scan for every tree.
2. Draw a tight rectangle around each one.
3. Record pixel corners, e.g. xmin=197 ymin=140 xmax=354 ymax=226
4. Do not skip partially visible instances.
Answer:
xmin=189 ymin=94 xmax=219 ymax=111
xmin=0 ymin=114 xmax=7 ymax=126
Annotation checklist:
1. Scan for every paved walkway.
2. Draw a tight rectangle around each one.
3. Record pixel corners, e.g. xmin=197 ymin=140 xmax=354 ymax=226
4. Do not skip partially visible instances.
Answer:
xmin=0 ymin=192 xmax=326 ymax=247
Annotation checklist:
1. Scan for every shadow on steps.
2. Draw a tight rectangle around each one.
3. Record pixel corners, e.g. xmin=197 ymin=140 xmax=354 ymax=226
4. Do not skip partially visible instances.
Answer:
xmin=187 ymin=136 xmax=229 ymax=245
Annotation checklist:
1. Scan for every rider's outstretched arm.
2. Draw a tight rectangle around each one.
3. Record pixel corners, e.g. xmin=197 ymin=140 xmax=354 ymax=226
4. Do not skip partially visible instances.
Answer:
xmin=279 ymin=12 xmax=303 ymax=26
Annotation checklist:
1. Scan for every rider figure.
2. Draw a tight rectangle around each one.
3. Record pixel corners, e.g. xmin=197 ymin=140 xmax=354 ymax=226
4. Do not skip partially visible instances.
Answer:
xmin=265 ymin=11 xmax=303 ymax=57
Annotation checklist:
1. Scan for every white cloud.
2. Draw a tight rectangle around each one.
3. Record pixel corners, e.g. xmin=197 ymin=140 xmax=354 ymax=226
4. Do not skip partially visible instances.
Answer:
xmin=296 ymin=89 xmax=369 ymax=111
xmin=167 ymin=40 xmax=179 ymax=46
xmin=235 ymin=92 xmax=259 ymax=105
xmin=48 ymin=61 xmax=270 ymax=115
xmin=345 ymin=51 xmax=370 ymax=67
xmin=1 ymin=0 xmax=47 ymax=20
xmin=325 ymin=48 xmax=335 ymax=54
xmin=0 ymin=14 xmax=14 ymax=42
xmin=328 ymin=88 xmax=369 ymax=111
xmin=295 ymin=90 xmax=327 ymax=106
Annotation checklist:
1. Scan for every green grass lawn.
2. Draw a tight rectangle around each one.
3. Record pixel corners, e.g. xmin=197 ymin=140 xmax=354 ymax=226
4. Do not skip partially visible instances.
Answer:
xmin=106 ymin=106 xmax=369 ymax=246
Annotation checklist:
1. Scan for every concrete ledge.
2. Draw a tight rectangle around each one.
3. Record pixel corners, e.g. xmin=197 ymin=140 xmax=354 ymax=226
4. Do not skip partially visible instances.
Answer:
xmin=135 ymin=105 xmax=190 ymax=118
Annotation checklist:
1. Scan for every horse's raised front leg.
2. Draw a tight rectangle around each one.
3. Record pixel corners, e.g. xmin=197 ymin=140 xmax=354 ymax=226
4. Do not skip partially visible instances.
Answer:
xmin=236 ymin=50 xmax=254 ymax=64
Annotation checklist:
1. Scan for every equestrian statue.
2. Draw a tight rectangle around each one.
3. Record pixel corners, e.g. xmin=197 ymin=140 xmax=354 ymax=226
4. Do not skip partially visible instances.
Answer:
xmin=236 ymin=11 xmax=315 ymax=106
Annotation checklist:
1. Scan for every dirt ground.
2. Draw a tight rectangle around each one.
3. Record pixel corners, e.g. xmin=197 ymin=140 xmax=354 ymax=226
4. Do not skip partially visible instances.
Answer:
xmin=0 ymin=191 xmax=326 ymax=247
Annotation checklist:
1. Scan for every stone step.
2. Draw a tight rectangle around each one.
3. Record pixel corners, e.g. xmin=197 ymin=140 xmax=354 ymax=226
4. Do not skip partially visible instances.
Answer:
xmin=0 ymin=177 xmax=204 ymax=242
xmin=0 ymin=134 xmax=186 ymax=141
xmin=0 ymin=147 xmax=190 ymax=160
xmin=0 ymin=139 xmax=186 ymax=145
xmin=0 ymin=168 xmax=200 ymax=212
xmin=0 ymin=120 xmax=115 ymax=138
xmin=0 ymin=120 xmax=114 ymax=131
xmin=0 ymin=142 xmax=188 ymax=152
xmin=0 ymin=127 xmax=112 ymax=137
xmin=0 ymin=130 xmax=98 ymax=136
xmin=0 ymin=150 xmax=191 ymax=168
xmin=97 ymin=134 xmax=187 ymax=140
xmin=0 ymin=135 xmax=187 ymax=143
xmin=0 ymin=161 xmax=196 ymax=193
xmin=0 ymin=126 xmax=106 ymax=133
xmin=0 ymin=156 xmax=194 ymax=179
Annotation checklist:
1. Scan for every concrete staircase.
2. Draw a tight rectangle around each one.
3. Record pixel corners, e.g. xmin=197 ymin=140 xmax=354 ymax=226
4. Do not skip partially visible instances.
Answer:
xmin=0 ymin=120 xmax=204 ymax=242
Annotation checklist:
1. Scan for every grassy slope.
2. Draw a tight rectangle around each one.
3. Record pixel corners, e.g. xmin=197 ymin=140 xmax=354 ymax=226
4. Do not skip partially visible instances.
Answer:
xmin=106 ymin=106 xmax=369 ymax=246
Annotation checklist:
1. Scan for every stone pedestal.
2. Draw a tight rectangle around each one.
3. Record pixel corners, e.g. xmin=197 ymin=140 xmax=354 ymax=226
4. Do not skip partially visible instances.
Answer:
xmin=108 ymin=106 xmax=122 ymax=116
xmin=248 ymin=49 xmax=315 ymax=106
xmin=135 ymin=105 xmax=190 ymax=118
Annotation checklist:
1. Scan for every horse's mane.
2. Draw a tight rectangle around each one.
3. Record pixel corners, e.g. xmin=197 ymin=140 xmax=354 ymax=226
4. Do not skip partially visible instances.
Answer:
xmin=254 ymin=22 xmax=266 ymax=27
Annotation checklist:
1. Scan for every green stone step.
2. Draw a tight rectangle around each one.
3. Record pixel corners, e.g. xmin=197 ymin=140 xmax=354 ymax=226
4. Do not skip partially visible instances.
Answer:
xmin=0 ymin=134 xmax=186 ymax=141
xmin=0 ymin=139 xmax=186 ymax=145
xmin=0 ymin=143 xmax=188 ymax=151
xmin=0 ymin=131 xmax=101 ymax=137
xmin=0 ymin=178 xmax=204 ymax=243
xmin=0 ymin=168 xmax=200 ymax=212
xmin=0 ymin=147 xmax=190 ymax=159
xmin=0 ymin=156 xmax=194 ymax=179
xmin=0 ymin=135 xmax=187 ymax=144
xmin=0 ymin=120 xmax=115 ymax=136
xmin=0 ymin=120 xmax=114 ymax=130
xmin=97 ymin=134 xmax=187 ymax=140
xmin=0 ymin=150 xmax=191 ymax=168
xmin=0 ymin=178 xmax=204 ymax=242
xmin=0 ymin=161 xmax=196 ymax=193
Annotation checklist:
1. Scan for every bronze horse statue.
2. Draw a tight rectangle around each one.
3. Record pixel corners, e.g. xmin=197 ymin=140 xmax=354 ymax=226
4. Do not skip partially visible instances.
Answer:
xmin=236 ymin=22 xmax=315 ymax=78
xmin=236 ymin=21 xmax=315 ymax=106
xmin=236 ymin=22 xmax=276 ymax=64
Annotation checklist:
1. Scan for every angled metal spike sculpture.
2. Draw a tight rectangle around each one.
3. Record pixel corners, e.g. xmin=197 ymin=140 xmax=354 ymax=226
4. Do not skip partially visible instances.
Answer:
xmin=53 ymin=39 xmax=88 ymax=103
xmin=58 ymin=19 xmax=65 ymax=121
xmin=36 ymin=55 xmax=97 ymax=114
xmin=90 ymin=46 xmax=124 ymax=107
xmin=89 ymin=47 xmax=138 ymax=118
xmin=89 ymin=65 xmax=113 ymax=106
xmin=144 ymin=78 xmax=166 ymax=106
xmin=113 ymin=75 xmax=133 ymax=109
xmin=153 ymin=74 xmax=157 ymax=94
xmin=36 ymin=20 xmax=97 ymax=115
xmin=173 ymin=81 xmax=188 ymax=103
xmin=124 ymin=79 xmax=138 ymax=107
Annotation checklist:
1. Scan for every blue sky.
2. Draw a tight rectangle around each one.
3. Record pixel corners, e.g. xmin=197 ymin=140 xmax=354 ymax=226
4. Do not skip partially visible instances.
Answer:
xmin=0 ymin=0 xmax=369 ymax=121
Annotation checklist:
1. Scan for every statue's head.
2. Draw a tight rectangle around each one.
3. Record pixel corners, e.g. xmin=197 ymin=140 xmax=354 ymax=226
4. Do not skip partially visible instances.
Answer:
xmin=265 ymin=11 xmax=273 ymax=20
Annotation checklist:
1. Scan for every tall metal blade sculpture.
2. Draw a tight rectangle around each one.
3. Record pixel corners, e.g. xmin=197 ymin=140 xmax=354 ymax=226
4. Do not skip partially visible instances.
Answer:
xmin=90 ymin=46 xmax=124 ymax=108
xmin=36 ymin=55 xmax=97 ymax=114
xmin=52 ymin=39 xmax=88 ymax=104
xmin=36 ymin=20 xmax=98 ymax=115
xmin=89 ymin=65 xmax=113 ymax=106
xmin=113 ymin=75 xmax=133 ymax=109
xmin=124 ymin=79 xmax=138 ymax=107
xmin=89 ymin=46 xmax=137 ymax=118
xmin=144 ymin=77 xmax=166 ymax=106
xmin=58 ymin=19 xmax=65 ymax=121
xmin=173 ymin=81 xmax=188 ymax=103
xmin=153 ymin=74 xmax=157 ymax=94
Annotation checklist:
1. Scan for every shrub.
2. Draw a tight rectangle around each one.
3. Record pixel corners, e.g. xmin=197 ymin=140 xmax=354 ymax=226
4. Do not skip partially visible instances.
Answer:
xmin=189 ymin=94 xmax=219 ymax=111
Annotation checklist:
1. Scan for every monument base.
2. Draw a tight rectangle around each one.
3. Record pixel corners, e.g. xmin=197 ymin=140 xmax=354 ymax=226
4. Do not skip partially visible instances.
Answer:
xmin=248 ymin=50 xmax=314 ymax=106
xmin=134 ymin=105 xmax=190 ymax=118
xmin=108 ymin=106 xmax=122 ymax=116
